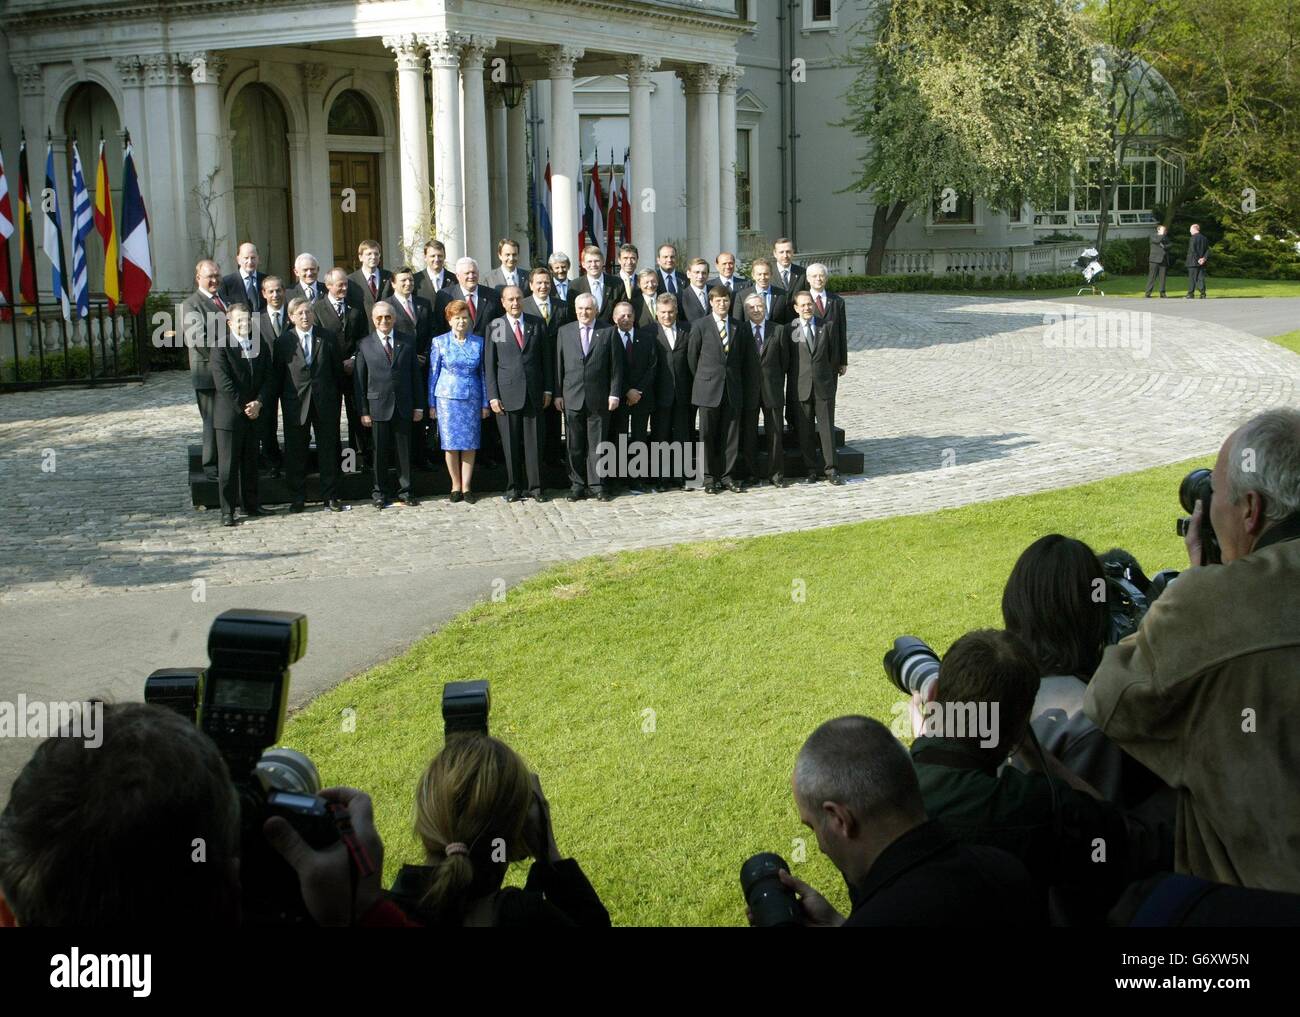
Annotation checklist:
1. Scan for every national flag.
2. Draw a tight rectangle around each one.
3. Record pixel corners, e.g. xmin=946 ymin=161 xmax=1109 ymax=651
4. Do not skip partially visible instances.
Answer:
xmin=585 ymin=156 xmax=605 ymax=260
xmin=0 ymin=149 xmax=14 ymax=322
xmin=120 ymin=136 xmax=152 ymax=314
xmin=94 ymin=139 xmax=120 ymax=312
xmin=604 ymin=150 xmax=619 ymax=257
xmin=42 ymin=140 xmax=72 ymax=320
xmin=17 ymin=137 xmax=38 ymax=313
xmin=621 ymin=148 xmax=632 ymax=245
xmin=70 ymin=140 xmax=94 ymax=318
xmin=539 ymin=151 xmax=553 ymax=259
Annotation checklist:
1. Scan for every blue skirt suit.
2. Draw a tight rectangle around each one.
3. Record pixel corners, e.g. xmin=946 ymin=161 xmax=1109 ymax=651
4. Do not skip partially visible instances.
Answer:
xmin=428 ymin=331 xmax=489 ymax=451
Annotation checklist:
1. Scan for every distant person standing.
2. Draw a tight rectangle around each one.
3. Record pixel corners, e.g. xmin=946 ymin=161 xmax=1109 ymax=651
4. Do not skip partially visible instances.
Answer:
xmin=1186 ymin=224 xmax=1210 ymax=299
xmin=1144 ymin=225 xmax=1171 ymax=298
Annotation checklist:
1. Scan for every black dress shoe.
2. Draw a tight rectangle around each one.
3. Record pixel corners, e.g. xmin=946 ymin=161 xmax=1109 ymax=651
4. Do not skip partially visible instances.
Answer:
xmin=531 ymin=491 xmax=548 ymax=503
xmin=828 ymin=471 xmax=845 ymax=486
xmin=289 ymin=503 xmax=305 ymax=514
xmin=449 ymin=491 xmax=464 ymax=504
xmin=327 ymin=500 xmax=344 ymax=512
xmin=396 ymin=496 xmax=420 ymax=507
xmin=596 ymin=490 xmax=612 ymax=502
xmin=724 ymin=479 xmax=744 ymax=493
xmin=705 ymin=483 xmax=720 ymax=495
xmin=373 ymin=500 xmax=386 ymax=511
xmin=567 ymin=489 xmax=582 ymax=502
xmin=504 ymin=491 xmax=522 ymax=503
xmin=221 ymin=515 xmax=237 ymax=527
xmin=244 ymin=507 xmax=274 ymax=517
xmin=463 ymin=492 xmax=476 ymax=505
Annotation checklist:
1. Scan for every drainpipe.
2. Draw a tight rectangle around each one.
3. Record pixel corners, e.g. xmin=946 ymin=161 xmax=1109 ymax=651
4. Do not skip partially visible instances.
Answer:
xmin=787 ymin=0 xmax=799 ymax=247
xmin=777 ymin=0 xmax=789 ymax=239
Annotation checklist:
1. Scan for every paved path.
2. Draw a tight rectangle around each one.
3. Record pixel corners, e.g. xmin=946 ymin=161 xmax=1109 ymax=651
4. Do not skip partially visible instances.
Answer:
xmin=1011 ymin=293 xmax=1299 ymax=339
xmin=2 ymin=294 xmax=1298 ymax=793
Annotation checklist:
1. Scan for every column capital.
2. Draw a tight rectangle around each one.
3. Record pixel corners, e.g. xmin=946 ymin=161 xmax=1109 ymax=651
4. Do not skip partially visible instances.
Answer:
xmin=114 ymin=56 xmax=144 ymax=87
xmin=543 ymin=45 xmax=585 ymax=79
xmin=383 ymin=34 xmax=427 ymax=72
xmin=184 ymin=51 xmax=226 ymax=85
xmin=623 ymin=55 xmax=661 ymax=86
xmin=300 ymin=62 xmax=328 ymax=91
xmin=420 ymin=31 xmax=465 ymax=69
xmin=718 ymin=65 xmax=744 ymax=93
xmin=460 ymin=35 xmax=497 ymax=71
xmin=140 ymin=53 xmax=172 ymax=86
xmin=12 ymin=61 xmax=43 ymax=96
xmin=677 ymin=65 xmax=722 ymax=93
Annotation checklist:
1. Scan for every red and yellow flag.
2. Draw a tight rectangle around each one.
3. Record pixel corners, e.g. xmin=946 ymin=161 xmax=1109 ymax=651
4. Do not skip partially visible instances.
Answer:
xmin=94 ymin=139 xmax=120 ymax=312
xmin=17 ymin=136 xmax=38 ymax=314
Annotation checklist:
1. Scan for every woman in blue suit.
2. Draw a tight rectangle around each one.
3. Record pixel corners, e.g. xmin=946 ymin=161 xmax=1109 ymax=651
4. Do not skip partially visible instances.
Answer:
xmin=429 ymin=299 xmax=490 ymax=503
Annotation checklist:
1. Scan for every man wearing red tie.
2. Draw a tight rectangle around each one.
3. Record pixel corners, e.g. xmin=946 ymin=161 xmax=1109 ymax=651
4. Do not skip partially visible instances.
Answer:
xmin=804 ymin=264 xmax=846 ymax=356
xmin=435 ymin=257 xmax=503 ymax=337
xmin=347 ymin=239 xmax=394 ymax=316
xmin=484 ymin=286 xmax=552 ymax=502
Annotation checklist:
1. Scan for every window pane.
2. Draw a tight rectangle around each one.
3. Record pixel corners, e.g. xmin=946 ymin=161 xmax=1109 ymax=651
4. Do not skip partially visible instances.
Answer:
xmin=736 ymin=129 xmax=751 ymax=230
xmin=813 ymin=0 xmax=832 ymax=21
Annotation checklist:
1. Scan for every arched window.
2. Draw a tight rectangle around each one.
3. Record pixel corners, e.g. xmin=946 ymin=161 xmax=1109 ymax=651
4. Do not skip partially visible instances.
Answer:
xmin=328 ymin=90 xmax=379 ymax=136
xmin=231 ymin=83 xmax=293 ymax=275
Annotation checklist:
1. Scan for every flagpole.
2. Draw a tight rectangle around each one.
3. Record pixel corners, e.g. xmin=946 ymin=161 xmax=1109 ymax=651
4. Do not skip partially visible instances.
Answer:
xmin=1 ymin=150 xmax=17 ymax=380
xmin=21 ymin=130 xmax=47 ymax=382
xmin=49 ymin=129 xmax=71 ymax=379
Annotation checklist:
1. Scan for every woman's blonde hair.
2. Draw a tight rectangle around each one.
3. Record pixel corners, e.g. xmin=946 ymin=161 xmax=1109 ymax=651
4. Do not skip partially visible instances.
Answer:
xmin=413 ymin=735 xmax=532 ymax=922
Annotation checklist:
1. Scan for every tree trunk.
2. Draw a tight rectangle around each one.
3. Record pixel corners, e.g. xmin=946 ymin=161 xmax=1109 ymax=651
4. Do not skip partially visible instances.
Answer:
xmin=867 ymin=198 xmax=908 ymax=275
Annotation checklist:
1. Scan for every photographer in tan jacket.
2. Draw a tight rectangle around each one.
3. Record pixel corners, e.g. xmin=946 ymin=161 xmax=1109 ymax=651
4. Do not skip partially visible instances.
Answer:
xmin=1085 ymin=408 xmax=1300 ymax=892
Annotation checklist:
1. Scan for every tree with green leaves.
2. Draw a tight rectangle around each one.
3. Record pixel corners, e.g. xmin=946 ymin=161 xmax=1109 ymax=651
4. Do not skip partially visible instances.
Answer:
xmin=841 ymin=0 xmax=1104 ymax=274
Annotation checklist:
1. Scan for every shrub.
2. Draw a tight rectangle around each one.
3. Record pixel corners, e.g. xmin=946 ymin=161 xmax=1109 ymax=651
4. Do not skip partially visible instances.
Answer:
xmin=4 ymin=338 xmax=139 ymax=384
xmin=828 ymin=271 xmax=1083 ymax=293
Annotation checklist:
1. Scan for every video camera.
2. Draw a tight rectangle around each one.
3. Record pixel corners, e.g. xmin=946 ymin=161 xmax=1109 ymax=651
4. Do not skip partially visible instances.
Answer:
xmin=145 ymin=609 xmax=339 ymax=925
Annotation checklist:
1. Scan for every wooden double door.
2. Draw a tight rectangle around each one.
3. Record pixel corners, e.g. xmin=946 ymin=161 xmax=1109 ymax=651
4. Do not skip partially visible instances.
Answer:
xmin=330 ymin=153 xmax=382 ymax=273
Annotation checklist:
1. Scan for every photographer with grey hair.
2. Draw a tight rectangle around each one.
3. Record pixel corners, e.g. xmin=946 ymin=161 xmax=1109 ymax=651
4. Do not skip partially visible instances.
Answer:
xmin=759 ymin=716 xmax=1037 ymax=927
xmin=1086 ymin=407 xmax=1300 ymax=893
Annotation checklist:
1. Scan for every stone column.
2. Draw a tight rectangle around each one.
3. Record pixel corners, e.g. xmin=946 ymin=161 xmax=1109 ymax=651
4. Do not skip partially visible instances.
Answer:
xmin=488 ymin=88 xmax=509 ymax=249
xmin=424 ymin=31 xmax=465 ymax=266
xmin=718 ymin=66 xmax=742 ymax=257
xmin=544 ymin=46 xmax=583 ymax=275
xmin=299 ymin=63 xmax=332 ymax=266
xmin=187 ymin=51 xmax=233 ymax=266
xmin=506 ymin=87 xmax=530 ymax=267
xmin=138 ymin=54 xmax=188 ymax=290
xmin=384 ymin=34 xmax=431 ymax=260
xmin=692 ymin=66 xmax=722 ymax=261
xmin=625 ymin=56 xmax=659 ymax=257
xmin=459 ymin=35 xmax=495 ymax=267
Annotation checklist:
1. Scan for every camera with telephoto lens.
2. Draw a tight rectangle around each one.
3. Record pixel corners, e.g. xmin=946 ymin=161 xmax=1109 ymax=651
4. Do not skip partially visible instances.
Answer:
xmin=442 ymin=679 xmax=490 ymax=737
xmin=740 ymin=852 xmax=801 ymax=927
xmin=1177 ymin=467 xmax=1222 ymax=565
xmin=1098 ymin=549 xmax=1181 ymax=644
xmin=882 ymin=636 xmax=940 ymax=699
xmin=145 ymin=609 xmax=340 ymax=925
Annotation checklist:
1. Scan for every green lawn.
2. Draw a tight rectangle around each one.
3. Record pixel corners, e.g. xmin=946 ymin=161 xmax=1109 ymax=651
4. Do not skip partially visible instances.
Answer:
xmin=929 ymin=275 xmax=1300 ymax=300
xmin=1271 ymin=329 xmax=1300 ymax=355
xmin=284 ymin=458 xmax=1206 ymax=926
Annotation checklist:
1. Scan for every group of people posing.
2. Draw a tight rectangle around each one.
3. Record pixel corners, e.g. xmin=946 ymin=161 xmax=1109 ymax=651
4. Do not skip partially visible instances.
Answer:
xmin=184 ymin=236 xmax=849 ymax=522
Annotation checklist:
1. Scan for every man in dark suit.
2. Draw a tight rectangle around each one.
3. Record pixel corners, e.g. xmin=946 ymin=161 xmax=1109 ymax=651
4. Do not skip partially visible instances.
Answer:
xmin=689 ymin=286 xmax=755 ymax=494
xmin=485 ymin=238 xmax=529 ymax=294
xmin=276 ymin=298 xmax=344 ymax=513
xmin=316 ymin=267 xmax=370 ymax=466
xmin=772 ymin=237 xmax=806 ymax=294
xmin=524 ymin=266 xmax=572 ymax=468
xmin=1144 ymin=225 xmax=1171 ymax=298
xmin=347 ymin=239 xmax=394 ymax=316
xmin=415 ymin=239 xmax=457 ymax=304
xmin=798 ymin=263 xmax=847 ymax=436
xmin=183 ymin=259 xmax=226 ymax=481
xmin=287 ymin=253 xmax=324 ymax=306
xmin=209 ymin=304 xmax=275 ymax=525
xmin=436 ymin=257 xmax=502 ymax=338
xmin=389 ymin=266 xmax=437 ymax=469
xmin=252 ymin=275 xmax=289 ymax=476
xmin=548 ymin=251 xmax=574 ymax=306
xmin=651 ymin=292 xmax=694 ymax=485
xmin=218 ymin=242 xmax=267 ymax=313
xmin=790 ymin=291 xmax=846 ymax=485
xmin=680 ymin=258 xmax=714 ymax=325
xmin=736 ymin=258 xmax=792 ymax=327
xmin=485 ymin=285 xmax=553 ymax=502
xmin=612 ymin=243 xmax=641 ymax=306
xmin=606 ymin=300 xmax=658 ymax=493
xmin=653 ymin=243 xmax=689 ymax=300
xmin=354 ymin=302 xmax=424 ymax=509
xmin=739 ymin=292 xmax=791 ymax=487
xmin=1186 ymin=224 xmax=1210 ymax=299
xmin=707 ymin=251 xmax=749 ymax=320
xmin=633 ymin=268 xmax=666 ymax=328
xmin=569 ymin=245 xmax=620 ymax=322
xmin=555 ymin=293 xmax=623 ymax=501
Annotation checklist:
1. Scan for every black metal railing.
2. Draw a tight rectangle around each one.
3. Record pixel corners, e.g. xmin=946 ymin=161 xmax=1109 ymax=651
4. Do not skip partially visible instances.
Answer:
xmin=2 ymin=298 xmax=149 ymax=391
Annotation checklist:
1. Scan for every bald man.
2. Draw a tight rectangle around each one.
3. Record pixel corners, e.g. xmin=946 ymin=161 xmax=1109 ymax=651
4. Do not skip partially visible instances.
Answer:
xmin=183 ymin=259 xmax=227 ymax=481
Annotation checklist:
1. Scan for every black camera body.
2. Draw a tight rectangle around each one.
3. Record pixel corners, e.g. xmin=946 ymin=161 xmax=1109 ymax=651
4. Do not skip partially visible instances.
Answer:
xmin=1178 ymin=467 xmax=1222 ymax=565
xmin=145 ymin=609 xmax=335 ymax=925
xmin=740 ymin=852 xmax=801 ymax=927
xmin=442 ymin=679 xmax=490 ymax=737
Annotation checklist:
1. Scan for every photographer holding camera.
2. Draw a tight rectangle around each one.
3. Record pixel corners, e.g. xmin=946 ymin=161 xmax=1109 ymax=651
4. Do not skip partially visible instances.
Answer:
xmin=388 ymin=734 xmax=610 ymax=927
xmin=1085 ymin=408 xmax=1300 ymax=892
xmin=747 ymin=716 xmax=1037 ymax=927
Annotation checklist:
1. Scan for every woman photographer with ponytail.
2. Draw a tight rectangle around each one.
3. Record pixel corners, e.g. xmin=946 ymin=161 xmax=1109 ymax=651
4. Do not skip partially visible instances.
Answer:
xmin=388 ymin=735 xmax=610 ymax=927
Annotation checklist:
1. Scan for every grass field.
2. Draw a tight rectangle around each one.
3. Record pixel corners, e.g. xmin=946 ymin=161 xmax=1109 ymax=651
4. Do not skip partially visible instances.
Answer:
xmin=1271 ymin=329 xmax=1300 ymax=355
xmin=925 ymin=275 xmax=1300 ymax=300
xmin=283 ymin=456 xmax=1209 ymax=925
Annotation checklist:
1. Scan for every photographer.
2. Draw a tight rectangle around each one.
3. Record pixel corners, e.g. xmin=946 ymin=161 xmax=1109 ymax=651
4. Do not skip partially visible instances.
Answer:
xmin=1085 ymin=408 xmax=1300 ymax=892
xmin=764 ymin=716 xmax=1038 ymax=927
xmin=908 ymin=629 xmax=1168 ymax=923
xmin=388 ymin=734 xmax=610 ymax=926
xmin=0 ymin=703 xmax=241 ymax=926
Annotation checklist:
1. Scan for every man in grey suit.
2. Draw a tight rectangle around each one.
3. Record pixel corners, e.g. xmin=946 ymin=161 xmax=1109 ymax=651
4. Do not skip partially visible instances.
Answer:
xmin=555 ymin=293 xmax=623 ymax=501
xmin=1144 ymin=225 xmax=1171 ymax=298
xmin=287 ymin=252 xmax=324 ymax=306
xmin=739 ymin=292 xmax=791 ymax=487
xmin=688 ymin=286 xmax=755 ymax=493
xmin=485 ymin=238 xmax=529 ymax=294
xmin=790 ymin=291 xmax=846 ymax=485
xmin=183 ymin=259 xmax=227 ymax=481
xmin=354 ymin=302 xmax=425 ymax=509
xmin=485 ymin=285 xmax=552 ymax=502
xmin=524 ymin=266 xmax=571 ymax=469
xmin=275 ymin=298 xmax=344 ymax=513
